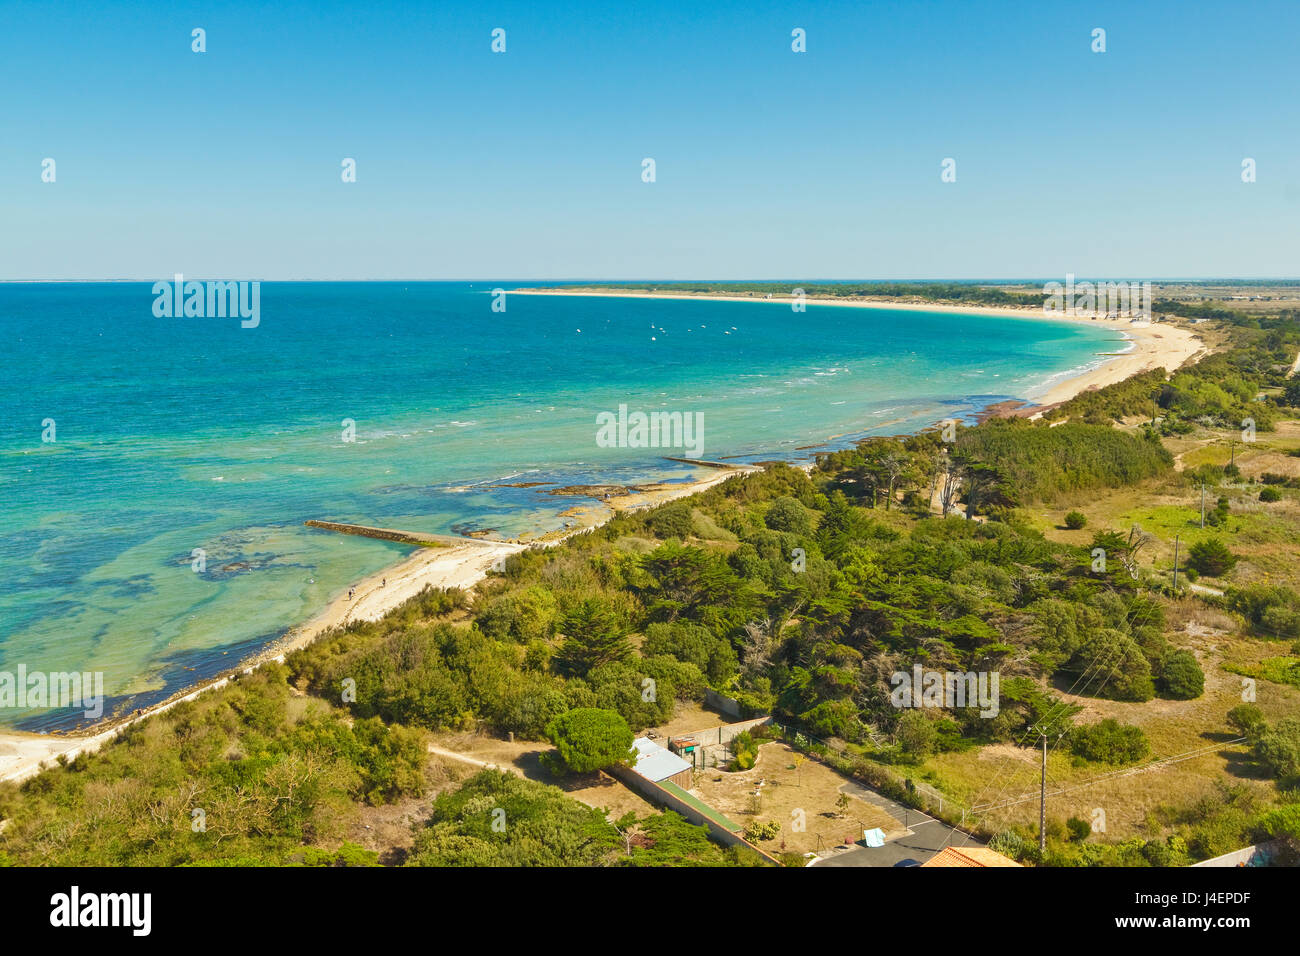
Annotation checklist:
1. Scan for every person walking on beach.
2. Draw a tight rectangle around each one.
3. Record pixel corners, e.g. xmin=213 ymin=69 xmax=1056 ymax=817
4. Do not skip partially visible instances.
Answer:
xmin=382 ymin=578 xmax=386 ymax=588
xmin=348 ymin=587 xmax=354 ymax=600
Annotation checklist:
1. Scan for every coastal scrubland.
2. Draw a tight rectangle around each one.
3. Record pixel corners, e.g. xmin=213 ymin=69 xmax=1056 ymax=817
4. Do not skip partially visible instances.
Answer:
xmin=3 ymin=302 xmax=1300 ymax=867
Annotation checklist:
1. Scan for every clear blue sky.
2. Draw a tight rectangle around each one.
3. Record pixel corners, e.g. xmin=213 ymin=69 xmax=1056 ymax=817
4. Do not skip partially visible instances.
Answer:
xmin=2 ymin=0 xmax=1297 ymax=280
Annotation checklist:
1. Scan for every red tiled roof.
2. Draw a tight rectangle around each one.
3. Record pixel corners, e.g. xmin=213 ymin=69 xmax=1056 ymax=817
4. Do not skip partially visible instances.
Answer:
xmin=921 ymin=847 xmax=1022 ymax=868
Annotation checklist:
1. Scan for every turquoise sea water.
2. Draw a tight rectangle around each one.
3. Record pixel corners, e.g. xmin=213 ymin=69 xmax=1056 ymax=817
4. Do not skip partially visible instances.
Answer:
xmin=0 ymin=282 xmax=1123 ymax=730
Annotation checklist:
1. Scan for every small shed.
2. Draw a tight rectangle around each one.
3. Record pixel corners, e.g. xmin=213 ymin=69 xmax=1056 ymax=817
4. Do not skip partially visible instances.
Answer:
xmin=630 ymin=737 xmax=694 ymax=789
xmin=668 ymin=735 xmax=699 ymax=758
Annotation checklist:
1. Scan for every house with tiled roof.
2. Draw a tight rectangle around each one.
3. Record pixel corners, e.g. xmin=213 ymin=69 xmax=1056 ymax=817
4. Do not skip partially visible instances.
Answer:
xmin=921 ymin=846 xmax=1022 ymax=868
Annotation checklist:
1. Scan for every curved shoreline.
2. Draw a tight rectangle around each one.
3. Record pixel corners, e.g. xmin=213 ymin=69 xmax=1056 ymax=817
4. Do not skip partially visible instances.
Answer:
xmin=510 ymin=287 xmax=1208 ymax=410
xmin=0 ymin=467 xmax=750 ymax=782
xmin=1 ymin=296 xmax=1208 ymax=782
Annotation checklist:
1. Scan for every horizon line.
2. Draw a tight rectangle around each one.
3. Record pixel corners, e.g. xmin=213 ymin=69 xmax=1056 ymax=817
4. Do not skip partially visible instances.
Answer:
xmin=3 ymin=276 xmax=1300 ymax=285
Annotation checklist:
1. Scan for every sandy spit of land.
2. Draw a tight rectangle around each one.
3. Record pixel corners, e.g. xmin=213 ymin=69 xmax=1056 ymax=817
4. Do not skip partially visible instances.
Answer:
xmin=512 ymin=286 xmax=1052 ymax=319
xmin=510 ymin=287 xmax=1208 ymax=412
xmin=0 ymin=465 xmax=751 ymax=785
xmin=1032 ymin=321 xmax=1205 ymax=407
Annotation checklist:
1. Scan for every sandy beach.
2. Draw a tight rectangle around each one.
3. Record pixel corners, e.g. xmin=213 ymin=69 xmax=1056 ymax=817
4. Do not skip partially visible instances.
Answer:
xmin=0 ymin=464 xmax=750 ymax=784
xmin=1031 ymin=321 xmax=1204 ymax=407
xmin=0 ymin=292 xmax=1207 ymax=784
xmin=512 ymin=286 xmax=1055 ymax=319
xmin=510 ymin=287 xmax=1209 ymax=412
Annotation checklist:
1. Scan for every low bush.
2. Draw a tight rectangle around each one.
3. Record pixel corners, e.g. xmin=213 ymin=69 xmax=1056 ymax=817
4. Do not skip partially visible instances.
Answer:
xmin=1069 ymin=719 xmax=1150 ymax=765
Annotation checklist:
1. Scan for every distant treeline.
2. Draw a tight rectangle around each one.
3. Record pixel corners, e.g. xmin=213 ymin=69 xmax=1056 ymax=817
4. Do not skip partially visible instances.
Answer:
xmin=1152 ymin=298 xmax=1300 ymax=328
xmin=1163 ymin=280 xmax=1300 ymax=288
xmin=567 ymin=283 xmax=1300 ymax=328
xmin=572 ymin=282 xmax=1044 ymax=306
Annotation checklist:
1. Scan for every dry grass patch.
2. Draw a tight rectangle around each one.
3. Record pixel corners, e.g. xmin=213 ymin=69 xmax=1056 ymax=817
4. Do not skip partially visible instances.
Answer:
xmin=688 ymin=741 xmax=900 ymax=855
xmin=351 ymin=757 xmax=466 ymax=864
xmin=425 ymin=728 xmax=659 ymax=822
xmin=917 ymin=608 xmax=1286 ymax=841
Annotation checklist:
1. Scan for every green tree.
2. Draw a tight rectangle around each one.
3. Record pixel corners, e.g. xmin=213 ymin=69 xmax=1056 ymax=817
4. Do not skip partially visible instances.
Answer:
xmin=1158 ymin=649 xmax=1204 ymax=700
xmin=729 ymin=729 xmax=759 ymax=770
xmin=1068 ymin=629 xmax=1155 ymax=702
xmin=627 ymin=811 xmax=761 ymax=866
xmin=1069 ymin=719 xmax=1149 ymax=764
xmin=1255 ymin=718 xmax=1300 ymax=779
xmin=1227 ymin=704 xmax=1268 ymax=743
xmin=643 ymin=621 xmax=738 ymax=685
xmin=765 ymin=496 xmax=814 ymax=535
xmin=1066 ymin=817 xmax=1092 ymax=842
xmin=1092 ymin=526 xmax=1156 ymax=581
xmin=475 ymin=585 xmax=558 ymax=643
xmin=580 ymin=660 xmax=678 ymax=730
xmin=1284 ymin=379 xmax=1300 ymax=408
xmin=956 ymin=459 xmax=1016 ymax=519
xmin=554 ymin=598 xmax=630 ymax=677
xmin=1188 ymin=537 xmax=1238 ymax=577
xmin=649 ymin=501 xmax=694 ymax=539
xmin=853 ymin=439 xmax=918 ymax=510
xmin=638 ymin=542 xmax=758 ymax=632
xmin=543 ymin=708 xmax=636 ymax=775
xmin=407 ymin=769 xmax=621 ymax=866
xmin=895 ymin=710 xmax=937 ymax=758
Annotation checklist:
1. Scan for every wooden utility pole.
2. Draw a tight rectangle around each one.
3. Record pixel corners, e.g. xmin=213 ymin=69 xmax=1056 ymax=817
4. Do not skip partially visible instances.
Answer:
xmin=1173 ymin=534 xmax=1181 ymax=590
xmin=1038 ymin=729 xmax=1048 ymax=854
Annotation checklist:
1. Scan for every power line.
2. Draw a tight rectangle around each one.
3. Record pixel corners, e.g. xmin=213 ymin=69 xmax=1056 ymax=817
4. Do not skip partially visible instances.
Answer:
xmin=955 ymin=637 xmax=1149 ymax=848
xmin=938 ymin=638 xmax=1133 ymax=850
xmin=970 ymin=738 xmax=1247 ymax=813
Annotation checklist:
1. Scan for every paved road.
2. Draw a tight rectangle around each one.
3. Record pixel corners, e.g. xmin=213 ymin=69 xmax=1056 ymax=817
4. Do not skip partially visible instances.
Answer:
xmin=812 ymin=779 xmax=984 ymax=868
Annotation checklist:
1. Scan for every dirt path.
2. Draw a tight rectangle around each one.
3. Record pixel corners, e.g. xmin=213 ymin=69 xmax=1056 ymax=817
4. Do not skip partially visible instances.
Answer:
xmin=426 ymin=743 xmax=522 ymax=775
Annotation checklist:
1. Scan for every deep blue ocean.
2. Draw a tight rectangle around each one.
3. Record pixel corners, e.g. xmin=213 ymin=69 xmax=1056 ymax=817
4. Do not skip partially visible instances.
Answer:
xmin=0 ymin=282 xmax=1122 ymax=730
